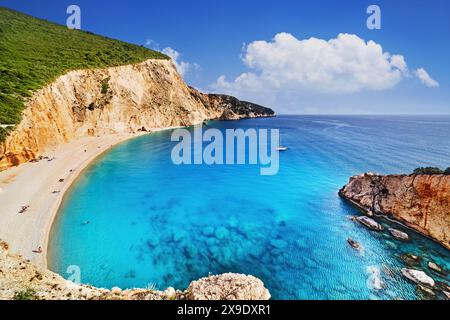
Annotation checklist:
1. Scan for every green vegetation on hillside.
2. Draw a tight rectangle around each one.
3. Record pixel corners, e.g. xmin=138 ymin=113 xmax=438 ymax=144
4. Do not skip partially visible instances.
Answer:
xmin=13 ymin=288 xmax=37 ymax=300
xmin=413 ymin=167 xmax=450 ymax=175
xmin=0 ymin=7 xmax=168 ymax=141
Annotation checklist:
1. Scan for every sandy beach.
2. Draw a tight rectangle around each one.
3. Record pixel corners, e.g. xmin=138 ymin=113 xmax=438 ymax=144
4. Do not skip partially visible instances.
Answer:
xmin=0 ymin=129 xmax=174 ymax=268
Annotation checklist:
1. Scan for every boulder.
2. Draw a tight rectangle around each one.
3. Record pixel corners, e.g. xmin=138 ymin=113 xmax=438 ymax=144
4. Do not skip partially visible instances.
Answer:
xmin=111 ymin=287 xmax=122 ymax=294
xmin=356 ymin=216 xmax=383 ymax=231
xmin=388 ymin=228 xmax=409 ymax=241
xmin=428 ymin=261 xmax=443 ymax=273
xmin=186 ymin=273 xmax=271 ymax=300
xmin=401 ymin=268 xmax=435 ymax=287
xmin=401 ymin=254 xmax=421 ymax=267
xmin=162 ymin=287 xmax=176 ymax=300
xmin=347 ymin=238 xmax=363 ymax=251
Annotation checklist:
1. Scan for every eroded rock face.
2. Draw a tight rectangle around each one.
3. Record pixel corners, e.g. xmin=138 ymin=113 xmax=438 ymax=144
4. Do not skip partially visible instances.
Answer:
xmin=0 ymin=240 xmax=270 ymax=300
xmin=186 ymin=273 xmax=271 ymax=300
xmin=339 ymin=173 xmax=450 ymax=249
xmin=0 ymin=59 xmax=274 ymax=170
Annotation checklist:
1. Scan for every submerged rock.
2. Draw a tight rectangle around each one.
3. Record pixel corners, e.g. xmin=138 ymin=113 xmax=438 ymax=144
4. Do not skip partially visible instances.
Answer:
xmin=366 ymin=266 xmax=385 ymax=290
xmin=214 ymin=227 xmax=230 ymax=240
xmin=417 ymin=285 xmax=436 ymax=299
xmin=270 ymin=239 xmax=288 ymax=249
xmin=355 ymin=216 xmax=383 ymax=231
xmin=146 ymin=237 xmax=160 ymax=248
xmin=186 ymin=273 xmax=271 ymax=300
xmin=388 ymin=228 xmax=409 ymax=241
xmin=124 ymin=270 xmax=136 ymax=279
xmin=384 ymin=240 xmax=398 ymax=250
xmin=401 ymin=253 xmax=421 ymax=267
xmin=202 ymin=226 xmax=215 ymax=237
xmin=401 ymin=268 xmax=435 ymax=287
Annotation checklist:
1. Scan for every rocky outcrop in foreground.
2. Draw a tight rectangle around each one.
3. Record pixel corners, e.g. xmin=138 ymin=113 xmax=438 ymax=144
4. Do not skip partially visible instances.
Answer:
xmin=339 ymin=173 xmax=450 ymax=249
xmin=0 ymin=241 xmax=270 ymax=300
xmin=0 ymin=59 xmax=274 ymax=170
xmin=186 ymin=273 xmax=270 ymax=300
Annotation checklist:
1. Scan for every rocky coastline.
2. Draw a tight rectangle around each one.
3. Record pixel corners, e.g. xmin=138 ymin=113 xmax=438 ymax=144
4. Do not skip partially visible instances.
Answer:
xmin=0 ymin=241 xmax=270 ymax=300
xmin=340 ymin=172 xmax=450 ymax=299
xmin=339 ymin=172 xmax=450 ymax=250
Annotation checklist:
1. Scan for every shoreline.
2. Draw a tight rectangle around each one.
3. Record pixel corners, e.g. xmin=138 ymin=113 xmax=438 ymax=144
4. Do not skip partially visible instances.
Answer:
xmin=0 ymin=127 xmax=178 ymax=268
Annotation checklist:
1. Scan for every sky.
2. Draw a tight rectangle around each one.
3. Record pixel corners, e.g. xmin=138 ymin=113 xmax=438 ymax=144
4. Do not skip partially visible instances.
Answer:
xmin=1 ymin=0 xmax=449 ymax=114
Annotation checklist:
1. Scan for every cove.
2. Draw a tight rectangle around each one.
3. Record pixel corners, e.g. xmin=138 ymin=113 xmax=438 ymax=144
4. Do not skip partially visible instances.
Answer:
xmin=49 ymin=115 xmax=450 ymax=299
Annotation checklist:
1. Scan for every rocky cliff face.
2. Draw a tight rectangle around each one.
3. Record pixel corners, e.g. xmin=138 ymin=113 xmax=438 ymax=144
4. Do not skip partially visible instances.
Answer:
xmin=0 ymin=59 xmax=274 ymax=170
xmin=339 ymin=173 xmax=450 ymax=249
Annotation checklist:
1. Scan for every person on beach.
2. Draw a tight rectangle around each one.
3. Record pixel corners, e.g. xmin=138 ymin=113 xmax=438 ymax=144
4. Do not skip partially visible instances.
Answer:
xmin=32 ymin=246 xmax=42 ymax=254
xmin=18 ymin=205 xmax=29 ymax=214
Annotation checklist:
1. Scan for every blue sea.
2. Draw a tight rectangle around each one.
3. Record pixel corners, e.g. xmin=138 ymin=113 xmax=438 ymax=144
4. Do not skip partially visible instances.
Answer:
xmin=49 ymin=115 xmax=450 ymax=300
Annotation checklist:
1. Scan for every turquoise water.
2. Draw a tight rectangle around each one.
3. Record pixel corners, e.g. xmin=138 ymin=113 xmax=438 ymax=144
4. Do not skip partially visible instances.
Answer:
xmin=49 ymin=115 xmax=450 ymax=300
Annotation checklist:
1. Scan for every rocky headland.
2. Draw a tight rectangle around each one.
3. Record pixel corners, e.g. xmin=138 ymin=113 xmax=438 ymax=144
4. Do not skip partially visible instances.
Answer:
xmin=339 ymin=173 xmax=450 ymax=249
xmin=0 ymin=59 xmax=274 ymax=170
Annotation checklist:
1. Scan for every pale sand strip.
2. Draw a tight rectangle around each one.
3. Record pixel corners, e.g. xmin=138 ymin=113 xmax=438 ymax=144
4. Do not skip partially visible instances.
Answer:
xmin=0 ymin=127 xmax=177 ymax=268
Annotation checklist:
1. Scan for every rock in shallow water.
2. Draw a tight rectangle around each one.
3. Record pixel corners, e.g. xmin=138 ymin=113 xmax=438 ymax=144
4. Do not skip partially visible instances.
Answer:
xmin=366 ymin=266 xmax=385 ymax=290
xmin=214 ymin=227 xmax=230 ymax=240
xmin=347 ymin=238 xmax=363 ymax=251
xmin=428 ymin=261 xmax=443 ymax=273
xmin=401 ymin=253 xmax=421 ymax=266
xmin=417 ymin=285 xmax=436 ymax=298
xmin=202 ymin=226 xmax=215 ymax=237
xmin=388 ymin=228 xmax=409 ymax=241
xmin=186 ymin=273 xmax=271 ymax=300
xmin=401 ymin=268 xmax=435 ymax=287
xmin=356 ymin=216 xmax=383 ymax=231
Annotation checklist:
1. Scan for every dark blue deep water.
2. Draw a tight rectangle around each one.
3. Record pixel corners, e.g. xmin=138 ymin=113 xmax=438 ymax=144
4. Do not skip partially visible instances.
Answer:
xmin=49 ymin=115 xmax=450 ymax=299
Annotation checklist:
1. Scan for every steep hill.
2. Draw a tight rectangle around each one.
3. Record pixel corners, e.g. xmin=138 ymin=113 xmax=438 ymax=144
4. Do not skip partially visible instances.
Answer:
xmin=0 ymin=7 xmax=168 ymax=141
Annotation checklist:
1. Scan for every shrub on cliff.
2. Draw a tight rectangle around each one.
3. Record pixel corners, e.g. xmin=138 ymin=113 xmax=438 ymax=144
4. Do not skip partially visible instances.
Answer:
xmin=0 ymin=7 xmax=168 ymax=142
xmin=413 ymin=167 xmax=446 ymax=175
xmin=445 ymin=167 xmax=450 ymax=175
xmin=13 ymin=288 xmax=37 ymax=300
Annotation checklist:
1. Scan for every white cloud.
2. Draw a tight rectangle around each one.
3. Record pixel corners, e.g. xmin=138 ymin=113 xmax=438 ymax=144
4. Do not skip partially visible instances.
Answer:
xmin=415 ymin=68 xmax=439 ymax=88
xmin=144 ymin=40 xmax=199 ymax=77
xmin=144 ymin=39 xmax=160 ymax=50
xmin=162 ymin=47 xmax=199 ymax=77
xmin=211 ymin=33 xmax=438 ymax=103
